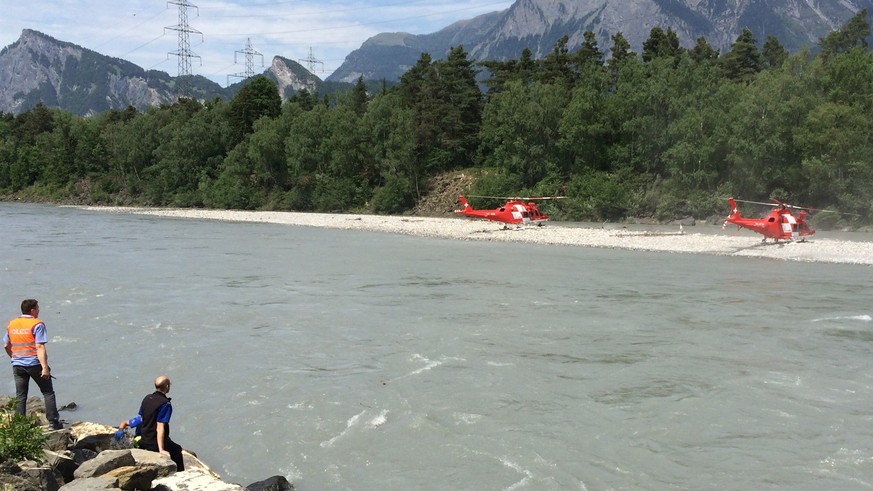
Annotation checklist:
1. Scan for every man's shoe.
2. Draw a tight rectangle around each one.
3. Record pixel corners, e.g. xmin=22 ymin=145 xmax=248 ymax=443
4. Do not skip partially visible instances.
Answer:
xmin=50 ymin=421 xmax=64 ymax=430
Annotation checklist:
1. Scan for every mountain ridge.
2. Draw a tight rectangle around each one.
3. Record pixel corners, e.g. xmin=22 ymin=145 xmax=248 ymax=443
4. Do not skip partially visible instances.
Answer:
xmin=0 ymin=29 xmax=328 ymax=116
xmin=327 ymin=0 xmax=873 ymax=83
xmin=3 ymin=0 xmax=873 ymax=114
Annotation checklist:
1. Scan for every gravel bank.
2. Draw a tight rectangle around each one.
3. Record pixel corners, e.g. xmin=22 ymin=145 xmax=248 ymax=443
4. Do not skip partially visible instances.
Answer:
xmin=80 ymin=207 xmax=873 ymax=265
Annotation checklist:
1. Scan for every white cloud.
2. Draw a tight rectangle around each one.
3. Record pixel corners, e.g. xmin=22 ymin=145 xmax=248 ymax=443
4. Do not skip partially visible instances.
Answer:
xmin=1 ymin=0 xmax=514 ymax=86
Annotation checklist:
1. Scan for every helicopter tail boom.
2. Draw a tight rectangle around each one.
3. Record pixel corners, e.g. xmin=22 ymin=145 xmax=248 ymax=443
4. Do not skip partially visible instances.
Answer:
xmin=728 ymin=197 xmax=741 ymax=220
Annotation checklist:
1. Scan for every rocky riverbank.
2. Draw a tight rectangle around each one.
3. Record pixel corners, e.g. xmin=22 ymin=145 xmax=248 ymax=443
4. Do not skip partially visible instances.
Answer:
xmin=79 ymin=206 xmax=873 ymax=265
xmin=0 ymin=396 xmax=292 ymax=491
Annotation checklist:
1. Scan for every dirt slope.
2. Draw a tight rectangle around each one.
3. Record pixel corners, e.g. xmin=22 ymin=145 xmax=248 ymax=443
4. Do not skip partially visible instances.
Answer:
xmin=411 ymin=171 xmax=475 ymax=217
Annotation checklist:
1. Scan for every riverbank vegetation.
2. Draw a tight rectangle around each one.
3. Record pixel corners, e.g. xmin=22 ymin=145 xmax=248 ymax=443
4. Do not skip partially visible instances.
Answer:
xmin=1 ymin=12 xmax=872 ymax=225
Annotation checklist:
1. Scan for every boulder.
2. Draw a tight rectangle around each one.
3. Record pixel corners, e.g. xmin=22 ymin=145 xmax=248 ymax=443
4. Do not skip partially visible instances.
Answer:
xmin=71 ymin=447 xmax=98 ymax=466
xmin=72 ymin=434 xmax=116 ymax=454
xmin=129 ymin=448 xmax=177 ymax=477
xmin=73 ymin=449 xmax=135 ymax=479
xmin=45 ymin=427 xmax=73 ymax=452
xmin=18 ymin=462 xmax=60 ymax=491
xmin=152 ymin=468 xmax=246 ymax=491
xmin=0 ymin=471 xmax=43 ymax=490
xmin=57 ymin=475 xmax=118 ymax=490
xmin=104 ymin=464 xmax=159 ymax=490
xmin=246 ymin=475 xmax=295 ymax=491
xmin=44 ymin=449 xmax=78 ymax=484
xmin=70 ymin=422 xmax=118 ymax=442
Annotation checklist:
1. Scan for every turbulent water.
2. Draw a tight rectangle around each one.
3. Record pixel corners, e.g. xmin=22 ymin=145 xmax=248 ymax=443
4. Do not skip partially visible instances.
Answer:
xmin=2 ymin=203 xmax=873 ymax=490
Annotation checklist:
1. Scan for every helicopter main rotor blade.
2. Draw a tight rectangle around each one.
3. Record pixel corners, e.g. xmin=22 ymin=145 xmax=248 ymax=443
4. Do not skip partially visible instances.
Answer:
xmin=466 ymin=195 xmax=567 ymax=200
xmin=732 ymin=198 xmax=859 ymax=216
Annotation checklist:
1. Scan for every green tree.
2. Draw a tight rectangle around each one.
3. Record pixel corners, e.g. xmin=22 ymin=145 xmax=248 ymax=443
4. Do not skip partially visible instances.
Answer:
xmin=573 ymin=31 xmax=604 ymax=68
xmin=761 ymin=35 xmax=788 ymax=68
xmin=642 ymin=27 xmax=682 ymax=62
xmin=478 ymin=81 xmax=569 ymax=187
xmin=350 ymin=76 xmax=369 ymax=117
xmin=720 ymin=28 xmax=762 ymax=81
xmin=725 ymin=54 xmax=821 ymax=199
xmin=609 ymin=32 xmax=634 ymax=67
xmin=820 ymin=9 xmax=870 ymax=60
xmin=145 ymin=99 xmax=230 ymax=206
xmin=363 ymin=92 xmax=418 ymax=197
xmin=227 ymin=76 xmax=281 ymax=146
xmin=398 ymin=47 xmax=482 ymax=176
xmin=690 ymin=36 xmax=719 ymax=64
xmin=541 ymin=35 xmax=574 ymax=84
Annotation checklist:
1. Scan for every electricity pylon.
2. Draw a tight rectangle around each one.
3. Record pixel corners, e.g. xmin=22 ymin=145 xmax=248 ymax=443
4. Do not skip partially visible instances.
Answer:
xmin=298 ymin=47 xmax=323 ymax=93
xmin=165 ymin=0 xmax=203 ymax=97
xmin=227 ymin=38 xmax=264 ymax=86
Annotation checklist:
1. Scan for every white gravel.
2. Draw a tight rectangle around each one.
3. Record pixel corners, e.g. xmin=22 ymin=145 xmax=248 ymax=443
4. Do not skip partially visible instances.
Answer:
xmin=79 ymin=207 xmax=873 ymax=265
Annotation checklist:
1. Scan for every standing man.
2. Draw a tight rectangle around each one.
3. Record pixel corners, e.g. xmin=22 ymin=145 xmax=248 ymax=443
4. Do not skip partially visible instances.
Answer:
xmin=4 ymin=298 xmax=62 ymax=429
xmin=117 ymin=375 xmax=185 ymax=471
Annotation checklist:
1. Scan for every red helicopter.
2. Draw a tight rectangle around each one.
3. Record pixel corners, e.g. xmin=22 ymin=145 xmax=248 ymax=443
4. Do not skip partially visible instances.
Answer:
xmin=456 ymin=195 xmax=562 ymax=226
xmin=723 ymin=197 xmax=817 ymax=242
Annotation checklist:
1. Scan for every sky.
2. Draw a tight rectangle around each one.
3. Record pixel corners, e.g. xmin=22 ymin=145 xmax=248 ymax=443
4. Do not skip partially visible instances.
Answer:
xmin=1 ymin=0 xmax=515 ymax=86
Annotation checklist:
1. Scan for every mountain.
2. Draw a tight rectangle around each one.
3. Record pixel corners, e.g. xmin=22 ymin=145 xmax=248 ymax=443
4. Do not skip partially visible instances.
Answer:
xmin=0 ymin=30 xmax=333 ymax=116
xmin=328 ymin=0 xmax=873 ymax=83
xmin=4 ymin=0 xmax=871 ymax=115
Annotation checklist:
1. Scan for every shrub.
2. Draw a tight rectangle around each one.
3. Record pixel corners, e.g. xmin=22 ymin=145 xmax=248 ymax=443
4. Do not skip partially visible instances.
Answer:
xmin=372 ymin=175 xmax=412 ymax=215
xmin=0 ymin=400 xmax=48 ymax=462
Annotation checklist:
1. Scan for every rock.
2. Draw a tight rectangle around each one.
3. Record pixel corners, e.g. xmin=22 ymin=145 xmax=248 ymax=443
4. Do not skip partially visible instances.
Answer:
xmin=0 ymin=472 xmax=43 ymax=490
xmin=57 ymin=475 xmax=118 ymax=490
xmin=43 ymin=449 xmax=77 ymax=484
xmin=104 ymin=465 xmax=159 ymax=490
xmin=73 ymin=449 xmax=135 ymax=479
xmin=70 ymin=422 xmax=118 ymax=442
xmin=246 ymin=475 xmax=295 ymax=491
xmin=18 ymin=462 xmax=60 ymax=491
xmin=72 ymin=433 xmax=115 ymax=454
xmin=129 ymin=448 xmax=177 ymax=477
xmin=59 ymin=402 xmax=78 ymax=411
xmin=44 ymin=427 xmax=73 ymax=452
xmin=0 ymin=411 xmax=292 ymax=490
xmin=71 ymin=447 xmax=98 ymax=466
xmin=152 ymin=468 xmax=246 ymax=491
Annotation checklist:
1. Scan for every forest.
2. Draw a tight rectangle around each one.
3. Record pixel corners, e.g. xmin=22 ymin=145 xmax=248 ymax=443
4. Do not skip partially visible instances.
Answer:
xmin=1 ymin=11 xmax=872 ymax=226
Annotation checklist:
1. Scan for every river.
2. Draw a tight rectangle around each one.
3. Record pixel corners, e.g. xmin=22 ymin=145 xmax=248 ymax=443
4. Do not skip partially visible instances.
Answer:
xmin=2 ymin=203 xmax=872 ymax=490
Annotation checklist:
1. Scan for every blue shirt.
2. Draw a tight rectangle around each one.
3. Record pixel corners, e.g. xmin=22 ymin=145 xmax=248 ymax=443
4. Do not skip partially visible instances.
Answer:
xmin=4 ymin=316 xmax=47 ymax=367
xmin=132 ymin=401 xmax=173 ymax=436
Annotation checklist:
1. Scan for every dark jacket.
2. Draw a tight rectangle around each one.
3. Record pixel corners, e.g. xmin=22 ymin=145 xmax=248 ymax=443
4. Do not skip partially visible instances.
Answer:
xmin=139 ymin=391 xmax=171 ymax=449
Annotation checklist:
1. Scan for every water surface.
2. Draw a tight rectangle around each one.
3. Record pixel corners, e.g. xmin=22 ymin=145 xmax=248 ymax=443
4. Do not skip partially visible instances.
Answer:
xmin=2 ymin=204 xmax=872 ymax=490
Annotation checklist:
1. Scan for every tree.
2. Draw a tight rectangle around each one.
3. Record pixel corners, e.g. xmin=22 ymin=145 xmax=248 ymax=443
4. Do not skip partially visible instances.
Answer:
xmin=761 ymin=35 xmax=788 ymax=68
xmin=690 ymin=36 xmax=719 ymax=64
xmin=350 ymin=76 xmax=369 ymax=117
xmin=145 ymin=99 xmax=230 ymax=206
xmin=642 ymin=27 xmax=682 ymax=62
xmin=609 ymin=32 xmax=633 ymax=67
xmin=227 ymin=76 xmax=281 ymax=145
xmin=398 ymin=48 xmax=482 ymax=176
xmin=478 ymin=81 xmax=570 ymax=187
xmin=820 ymin=9 xmax=870 ymax=60
xmin=541 ymin=35 xmax=574 ymax=84
xmin=573 ymin=31 xmax=603 ymax=68
xmin=720 ymin=28 xmax=762 ymax=81
xmin=363 ymin=93 xmax=418 ymax=197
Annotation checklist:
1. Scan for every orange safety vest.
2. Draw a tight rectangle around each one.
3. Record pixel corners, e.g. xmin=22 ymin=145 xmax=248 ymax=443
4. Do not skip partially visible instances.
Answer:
xmin=6 ymin=317 xmax=41 ymax=358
